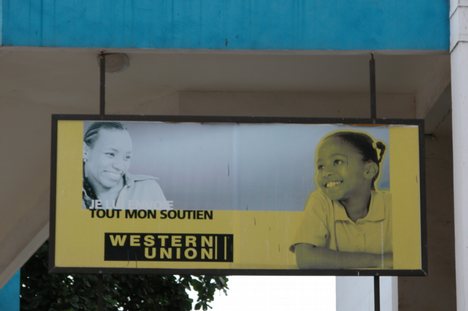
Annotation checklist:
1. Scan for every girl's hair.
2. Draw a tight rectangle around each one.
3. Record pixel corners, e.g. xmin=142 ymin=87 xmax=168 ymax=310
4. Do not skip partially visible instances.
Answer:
xmin=84 ymin=122 xmax=126 ymax=147
xmin=325 ymin=131 xmax=386 ymax=189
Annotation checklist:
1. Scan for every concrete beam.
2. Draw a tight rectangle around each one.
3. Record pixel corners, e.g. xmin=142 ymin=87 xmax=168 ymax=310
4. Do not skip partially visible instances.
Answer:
xmin=421 ymin=85 xmax=451 ymax=134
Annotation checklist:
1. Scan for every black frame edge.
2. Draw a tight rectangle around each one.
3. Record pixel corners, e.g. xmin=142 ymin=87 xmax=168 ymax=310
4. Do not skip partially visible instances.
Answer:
xmin=49 ymin=115 xmax=59 ymax=272
xmin=49 ymin=114 xmax=428 ymax=277
xmin=419 ymin=121 xmax=429 ymax=275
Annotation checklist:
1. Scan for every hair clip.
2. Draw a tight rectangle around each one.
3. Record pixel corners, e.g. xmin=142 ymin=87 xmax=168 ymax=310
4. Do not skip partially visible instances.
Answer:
xmin=372 ymin=141 xmax=382 ymax=162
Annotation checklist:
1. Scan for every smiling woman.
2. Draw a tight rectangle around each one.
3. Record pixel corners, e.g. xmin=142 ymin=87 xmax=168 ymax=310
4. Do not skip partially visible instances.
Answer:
xmin=82 ymin=122 xmax=171 ymax=210
xmin=290 ymin=130 xmax=392 ymax=270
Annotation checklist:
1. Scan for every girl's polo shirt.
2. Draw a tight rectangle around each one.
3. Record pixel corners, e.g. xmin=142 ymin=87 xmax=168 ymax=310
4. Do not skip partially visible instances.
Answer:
xmin=292 ymin=190 xmax=392 ymax=255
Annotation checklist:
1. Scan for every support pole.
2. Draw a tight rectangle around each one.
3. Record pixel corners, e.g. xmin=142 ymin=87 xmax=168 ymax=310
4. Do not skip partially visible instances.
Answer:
xmin=99 ymin=52 xmax=106 ymax=117
xmin=369 ymin=53 xmax=380 ymax=311
xmin=369 ymin=53 xmax=377 ymax=120
xmin=374 ymin=276 xmax=380 ymax=311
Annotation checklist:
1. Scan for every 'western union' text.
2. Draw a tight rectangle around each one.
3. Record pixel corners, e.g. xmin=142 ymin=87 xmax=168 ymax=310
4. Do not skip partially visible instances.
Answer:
xmin=104 ymin=233 xmax=233 ymax=262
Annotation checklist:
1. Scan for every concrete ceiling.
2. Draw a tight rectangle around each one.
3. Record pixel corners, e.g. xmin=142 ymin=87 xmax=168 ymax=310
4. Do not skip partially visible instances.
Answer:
xmin=0 ymin=48 xmax=450 ymax=109
xmin=0 ymin=47 xmax=450 ymax=286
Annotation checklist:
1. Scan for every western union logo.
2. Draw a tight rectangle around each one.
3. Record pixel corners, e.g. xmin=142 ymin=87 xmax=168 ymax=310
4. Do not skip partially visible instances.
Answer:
xmin=104 ymin=233 xmax=233 ymax=262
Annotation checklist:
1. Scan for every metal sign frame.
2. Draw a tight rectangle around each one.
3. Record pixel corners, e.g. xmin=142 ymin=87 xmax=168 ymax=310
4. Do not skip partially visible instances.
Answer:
xmin=50 ymin=114 xmax=427 ymax=277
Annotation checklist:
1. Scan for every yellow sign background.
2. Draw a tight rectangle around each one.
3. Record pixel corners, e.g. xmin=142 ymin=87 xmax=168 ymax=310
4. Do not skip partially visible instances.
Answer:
xmin=53 ymin=121 xmax=423 ymax=271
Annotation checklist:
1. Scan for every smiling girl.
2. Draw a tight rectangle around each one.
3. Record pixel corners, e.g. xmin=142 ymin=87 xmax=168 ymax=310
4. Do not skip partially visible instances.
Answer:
xmin=291 ymin=131 xmax=392 ymax=269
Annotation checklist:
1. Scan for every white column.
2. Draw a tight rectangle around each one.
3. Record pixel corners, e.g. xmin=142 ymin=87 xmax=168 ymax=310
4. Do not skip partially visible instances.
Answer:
xmin=336 ymin=277 xmax=397 ymax=311
xmin=451 ymin=1 xmax=468 ymax=310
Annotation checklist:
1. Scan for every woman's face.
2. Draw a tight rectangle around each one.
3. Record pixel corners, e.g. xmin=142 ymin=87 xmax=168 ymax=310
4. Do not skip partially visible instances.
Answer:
xmin=84 ymin=128 xmax=133 ymax=193
xmin=315 ymin=137 xmax=373 ymax=201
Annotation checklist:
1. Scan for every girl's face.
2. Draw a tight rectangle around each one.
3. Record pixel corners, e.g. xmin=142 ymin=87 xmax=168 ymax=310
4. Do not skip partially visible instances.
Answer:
xmin=315 ymin=137 xmax=374 ymax=201
xmin=84 ymin=129 xmax=133 ymax=193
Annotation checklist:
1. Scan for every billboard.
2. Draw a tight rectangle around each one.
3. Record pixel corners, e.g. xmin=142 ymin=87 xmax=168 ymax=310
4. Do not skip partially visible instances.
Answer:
xmin=50 ymin=115 xmax=426 ymax=276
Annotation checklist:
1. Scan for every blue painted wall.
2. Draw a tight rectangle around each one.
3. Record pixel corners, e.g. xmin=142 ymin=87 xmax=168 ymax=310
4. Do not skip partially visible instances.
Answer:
xmin=0 ymin=0 xmax=3 ymax=45
xmin=1 ymin=0 xmax=449 ymax=51
xmin=0 ymin=271 xmax=20 ymax=311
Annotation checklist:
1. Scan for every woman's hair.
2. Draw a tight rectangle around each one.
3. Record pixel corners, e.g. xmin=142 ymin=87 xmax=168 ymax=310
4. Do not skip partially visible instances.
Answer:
xmin=84 ymin=122 xmax=126 ymax=147
xmin=325 ymin=131 xmax=386 ymax=189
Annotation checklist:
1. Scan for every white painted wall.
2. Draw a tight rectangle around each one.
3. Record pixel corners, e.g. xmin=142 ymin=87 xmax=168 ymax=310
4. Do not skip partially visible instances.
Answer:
xmin=336 ymin=277 xmax=397 ymax=311
xmin=451 ymin=1 xmax=468 ymax=310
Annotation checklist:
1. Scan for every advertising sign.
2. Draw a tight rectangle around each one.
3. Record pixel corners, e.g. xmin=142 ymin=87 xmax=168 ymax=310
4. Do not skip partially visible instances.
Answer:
xmin=50 ymin=116 xmax=426 ymax=276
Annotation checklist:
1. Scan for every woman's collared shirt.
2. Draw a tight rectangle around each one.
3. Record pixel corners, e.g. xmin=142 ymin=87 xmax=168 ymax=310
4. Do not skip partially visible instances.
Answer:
xmin=83 ymin=174 xmax=172 ymax=210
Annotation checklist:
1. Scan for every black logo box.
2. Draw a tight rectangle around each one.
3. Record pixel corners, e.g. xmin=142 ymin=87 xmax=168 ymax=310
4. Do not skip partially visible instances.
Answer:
xmin=104 ymin=233 xmax=234 ymax=262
